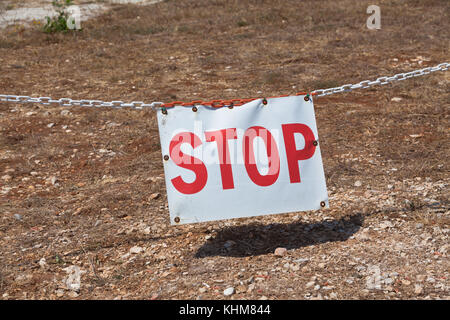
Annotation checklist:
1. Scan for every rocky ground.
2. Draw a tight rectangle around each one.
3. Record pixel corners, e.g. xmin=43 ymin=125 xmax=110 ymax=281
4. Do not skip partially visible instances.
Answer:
xmin=0 ymin=0 xmax=449 ymax=300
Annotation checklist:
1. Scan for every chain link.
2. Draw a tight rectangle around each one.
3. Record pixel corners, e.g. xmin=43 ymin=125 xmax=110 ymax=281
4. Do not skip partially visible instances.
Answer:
xmin=311 ymin=62 xmax=449 ymax=97
xmin=0 ymin=62 xmax=448 ymax=109
xmin=0 ymin=94 xmax=165 ymax=110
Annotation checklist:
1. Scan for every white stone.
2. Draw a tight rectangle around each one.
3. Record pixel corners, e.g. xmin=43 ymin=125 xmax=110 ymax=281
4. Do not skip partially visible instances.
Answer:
xmin=223 ymin=287 xmax=235 ymax=296
xmin=129 ymin=246 xmax=144 ymax=254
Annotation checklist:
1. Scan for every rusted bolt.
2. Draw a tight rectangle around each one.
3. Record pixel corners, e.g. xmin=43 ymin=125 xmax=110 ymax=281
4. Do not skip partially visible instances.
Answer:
xmin=320 ymin=201 xmax=326 ymax=207
xmin=174 ymin=216 xmax=180 ymax=223
xmin=313 ymin=140 xmax=318 ymax=146
xmin=304 ymin=94 xmax=310 ymax=101
xmin=192 ymin=106 xmax=198 ymax=112
xmin=163 ymin=155 xmax=169 ymax=161
xmin=262 ymin=98 xmax=268 ymax=105
xmin=228 ymin=103 xmax=234 ymax=109
xmin=161 ymin=108 xmax=168 ymax=115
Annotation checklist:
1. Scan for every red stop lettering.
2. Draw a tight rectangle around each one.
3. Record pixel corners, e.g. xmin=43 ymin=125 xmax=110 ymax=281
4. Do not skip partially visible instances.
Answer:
xmin=282 ymin=123 xmax=316 ymax=183
xmin=169 ymin=132 xmax=207 ymax=194
xmin=205 ymin=128 xmax=237 ymax=190
xmin=243 ymin=126 xmax=280 ymax=187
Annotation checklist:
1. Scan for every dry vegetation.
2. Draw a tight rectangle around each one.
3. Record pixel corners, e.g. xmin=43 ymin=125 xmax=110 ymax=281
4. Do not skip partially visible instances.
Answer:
xmin=0 ymin=0 xmax=449 ymax=300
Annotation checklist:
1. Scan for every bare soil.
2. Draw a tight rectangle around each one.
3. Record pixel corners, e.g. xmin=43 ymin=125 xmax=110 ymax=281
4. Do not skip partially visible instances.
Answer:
xmin=0 ymin=0 xmax=449 ymax=300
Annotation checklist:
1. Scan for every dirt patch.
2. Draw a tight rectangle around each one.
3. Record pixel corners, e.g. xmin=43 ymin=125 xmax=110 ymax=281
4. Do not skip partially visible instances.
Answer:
xmin=0 ymin=0 xmax=449 ymax=300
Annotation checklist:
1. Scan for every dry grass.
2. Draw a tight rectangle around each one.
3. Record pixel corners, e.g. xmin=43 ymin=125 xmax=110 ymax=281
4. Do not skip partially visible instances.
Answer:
xmin=0 ymin=0 xmax=449 ymax=300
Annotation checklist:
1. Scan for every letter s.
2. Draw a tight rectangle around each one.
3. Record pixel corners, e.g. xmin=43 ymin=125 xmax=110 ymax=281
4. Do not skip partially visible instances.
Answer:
xmin=169 ymin=132 xmax=207 ymax=195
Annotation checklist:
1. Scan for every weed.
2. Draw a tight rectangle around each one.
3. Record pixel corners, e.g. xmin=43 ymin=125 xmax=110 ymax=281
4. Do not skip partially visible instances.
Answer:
xmin=43 ymin=0 xmax=79 ymax=33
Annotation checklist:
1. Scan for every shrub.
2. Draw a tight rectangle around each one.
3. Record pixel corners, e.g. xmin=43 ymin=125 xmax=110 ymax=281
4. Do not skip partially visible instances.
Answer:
xmin=43 ymin=0 xmax=79 ymax=33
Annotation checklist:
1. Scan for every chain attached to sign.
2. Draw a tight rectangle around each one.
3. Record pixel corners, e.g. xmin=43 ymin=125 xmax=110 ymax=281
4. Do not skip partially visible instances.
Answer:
xmin=0 ymin=62 xmax=448 ymax=111
xmin=157 ymin=95 xmax=328 ymax=224
xmin=1 ymin=63 xmax=449 ymax=225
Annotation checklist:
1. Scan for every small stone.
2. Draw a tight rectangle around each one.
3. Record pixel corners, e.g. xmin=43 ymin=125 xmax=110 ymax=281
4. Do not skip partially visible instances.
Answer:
xmin=391 ymin=97 xmax=403 ymax=102
xmin=259 ymin=296 xmax=268 ymax=300
xmin=293 ymin=258 xmax=309 ymax=264
xmin=354 ymin=180 xmax=362 ymax=187
xmin=60 ymin=110 xmax=72 ymax=116
xmin=2 ymin=175 xmax=12 ymax=181
xmin=120 ymin=253 xmax=130 ymax=260
xmin=274 ymin=247 xmax=287 ymax=257
xmin=47 ymin=176 xmax=58 ymax=185
xmin=149 ymin=193 xmax=160 ymax=200
xmin=414 ymin=284 xmax=423 ymax=295
xmin=14 ymin=214 xmax=22 ymax=221
xmin=199 ymin=287 xmax=207 ymax=294
xmin=306 ymin=281 xmax=315 ymax=288
xmin=56 ymin=289 xmax=65 ymax=297
xmin=38 ymin=258 xmax=47 ymax=269
xmin=129 ymin=246 xmax=144 ymax=254
xmin=380 ymin=221 xmax=393 ymax=229
xmin=107 ymin=122 xmax=121 ymax=128
xmin=223 ymin=287 xmax=235 ymax=296
xmin=402 ymin=280 xmax=411 ymax=286
xmin=47 ymin=123 xmax=55 ymax=128
xmin=356 ymin=231 xmax=370 ymax=241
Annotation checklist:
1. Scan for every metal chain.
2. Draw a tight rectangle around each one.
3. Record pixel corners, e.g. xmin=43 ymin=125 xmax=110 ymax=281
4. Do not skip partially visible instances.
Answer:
xmin=0 ymin=62 xmax=448 ymax=109
xmin=311 ymin=62 xmax=449 ymax=97
xmin=0 ymin=95 xmax=165 ymax=110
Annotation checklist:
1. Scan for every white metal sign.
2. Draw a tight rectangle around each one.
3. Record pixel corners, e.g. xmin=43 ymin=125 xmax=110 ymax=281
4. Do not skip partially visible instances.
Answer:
xmin=157 ymin=95 xmax=328 ymax=225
